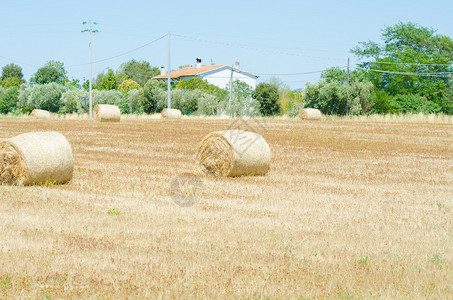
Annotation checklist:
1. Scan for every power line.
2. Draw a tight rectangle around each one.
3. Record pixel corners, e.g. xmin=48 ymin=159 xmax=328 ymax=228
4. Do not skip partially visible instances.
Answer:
xmin=67 ymin=33 xmax=167 ymax=67
xmin=356 ymin=66 xmax=453 ymax=77
xmin=0 ymin=55 xmax=39 ymax=67
xmin=172 ymin=33 xmax=345 ymax=61
xmin=362 ymin=61 xmax=453 ymax=67
xmin=252 ymin=66 xmax=347 ymax=76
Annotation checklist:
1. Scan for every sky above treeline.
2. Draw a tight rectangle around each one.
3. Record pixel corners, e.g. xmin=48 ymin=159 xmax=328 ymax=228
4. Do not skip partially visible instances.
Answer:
xmin=1 ymin=0 xmax=453 ymax=90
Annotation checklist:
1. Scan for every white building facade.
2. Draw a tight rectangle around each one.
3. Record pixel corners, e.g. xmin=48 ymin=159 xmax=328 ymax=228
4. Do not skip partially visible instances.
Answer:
xmin=153 ymin=58 xmax=258 ymax=89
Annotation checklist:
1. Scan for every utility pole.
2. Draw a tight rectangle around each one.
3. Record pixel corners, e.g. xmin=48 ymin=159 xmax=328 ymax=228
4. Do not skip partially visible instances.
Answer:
xmin=167 ymin=32 xmax=171 ymax=109
xmin=346 ymin=57 xmax=350 ymax=116
xmin=228 ymin=64 xmax=233 ymax=116
xmin=82 ymin=20 xmax=98 ymax=119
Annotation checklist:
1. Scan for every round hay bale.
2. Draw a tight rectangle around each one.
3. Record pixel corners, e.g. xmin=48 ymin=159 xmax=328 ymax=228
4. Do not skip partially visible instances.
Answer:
xmin=161 ymin=108 xmax=182 ymax=119
xmin=30 ymin=109 xmax=50 ymax=120
xmin=196 ymin=129 xmax=270 ymax=177
xmin=93 ymin=104 xmax=121 ymax=122
xmin=299 ymin=108 xmax=322 ymax=120
xmin=0 ymin=132 xmax=73 ymax=185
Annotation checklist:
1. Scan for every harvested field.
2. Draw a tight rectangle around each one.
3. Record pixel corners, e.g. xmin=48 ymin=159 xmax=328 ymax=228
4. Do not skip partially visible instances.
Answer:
xmin=0 ymin=118 xmax=452 ymax=298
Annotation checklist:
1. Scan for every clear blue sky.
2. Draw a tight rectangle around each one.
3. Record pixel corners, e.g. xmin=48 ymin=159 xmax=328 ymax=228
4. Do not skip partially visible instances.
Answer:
xmin=1 ymin=0 xmax=452 ymax=90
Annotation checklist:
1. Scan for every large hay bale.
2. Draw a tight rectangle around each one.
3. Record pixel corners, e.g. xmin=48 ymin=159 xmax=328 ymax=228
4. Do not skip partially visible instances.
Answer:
xmin=30 ymin=109 xmax=50 ymax=120
xmin=0 ymin=132 xmax=73 ymax=185
xmin=93 ymin=104 xmax=121 ymax=122
xmin=161 ymin=108 xmax=182 ymax=119
xmin=299 ymin=108 xmax=322 ymax=120
xmin=196 ymin=129 xmax=270 ymax=177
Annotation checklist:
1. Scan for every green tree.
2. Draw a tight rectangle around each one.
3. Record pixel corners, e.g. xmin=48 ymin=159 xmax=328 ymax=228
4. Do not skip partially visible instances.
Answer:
xmin=304 ymin=81 xmax=374 ymax=115
xmin=92 ymin=89 xmax=123 ymax=106
xmin=142 ymin=79 xmax=167 ymax=113
xmin=59 ymin=88 xmax=88 ymax=114
xmin=117 ymin=59 xmax=160 ymax=87
xmin=352 ymin=22 xmax=453 ymax=113
xmin=124 ymin=89 xmax=145 ymax=113
xmin=174 ymin=77 xmax=227 ymax=101
xmin=0 ymin=86 xmax=19 ymax=113
xmin=321 ymin=67 xmax=367 ymax=83
xmin=118 ymin=79 xmax=141 ymax=93
xmin=224 ymin=80 xmax=258 ymax=116
xmin=1 ymin=63 xmax=25 ymax=88
xmin=253 ymin=83 xmax=280 ymax=116
xmin=1 ymin=77 xmax=22 ymax=88
xmin=18 ymin=83 xmax=67 ymax=112
xmin=170 ymin=89 xmax=200 ymax=114
xmin=97 ymin=69 xmax=117 ymax=90
xmin=30 ymin=61 xmax=68 ymax=85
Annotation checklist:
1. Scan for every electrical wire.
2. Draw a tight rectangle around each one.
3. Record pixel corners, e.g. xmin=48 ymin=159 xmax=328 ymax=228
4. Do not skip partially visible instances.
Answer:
xmin=67 ymin=33 xmax=168 ymax=67
xmin=172 ymin=33 xmax=345 ymax=61
xmin=0 ymin=55 xmax=39 ymax=67
xmin=356 ymin=66 xmax=453 ymax=77
xmin=252 ymin=66 xmax=347 ymax=76
xmin=362 ymin=61 xmax=453 ymax=67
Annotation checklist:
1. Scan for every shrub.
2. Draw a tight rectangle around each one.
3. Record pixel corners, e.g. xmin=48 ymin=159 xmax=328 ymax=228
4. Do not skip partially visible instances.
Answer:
xmin=221 ymin=95 xmax=260 ymax=117
xmin=17 ymin=83 xmax=67 ymax=112
xmin=60 ymin=88 xmax=88 ymax=113
xmin=124 ymin=89 xmax=145 ymax=113
xmin=253 ymin=83 xmax=280 ymax=116
xmin=197 ymin=93 xmax=221 ymax=115
xmin=1 ymin=77 xmax=22 ymax=89
xmin=174 ymin=77 xmax=227 ymax=102
xmin=92 ymin=89 xmax=123 ymax=106
xmin=118 ymin=79 xmax=140 ymax=93
xmin=0 ymin=86 xmax=19 ymax=114
xmin=391 ymin=94 xmax=441 ymax=114
xmin=143 ymin=79 xmax=167 ymax=113
xmin=170 ymin=89 xmax=200 ymax=114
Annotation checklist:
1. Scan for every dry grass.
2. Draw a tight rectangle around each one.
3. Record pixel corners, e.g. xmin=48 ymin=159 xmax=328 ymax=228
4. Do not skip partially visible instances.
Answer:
xmin=326 ymin=112 xmax=453 ymax=124
xmin=0 ymin=117 xmax=452 ymax=298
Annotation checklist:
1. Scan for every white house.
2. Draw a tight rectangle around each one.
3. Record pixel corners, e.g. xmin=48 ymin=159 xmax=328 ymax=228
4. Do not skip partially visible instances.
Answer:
xmin=153 ymin=58 xmax=258 ymax=89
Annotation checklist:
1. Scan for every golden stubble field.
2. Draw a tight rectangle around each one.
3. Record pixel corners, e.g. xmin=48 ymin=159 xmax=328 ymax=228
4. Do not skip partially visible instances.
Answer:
xmin=0 ymin=117 xmax=452 ymax=299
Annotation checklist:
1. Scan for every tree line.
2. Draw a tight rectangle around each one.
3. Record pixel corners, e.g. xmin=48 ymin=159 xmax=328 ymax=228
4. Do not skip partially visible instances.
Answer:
xmin=1 ymin=22 xmax=452 ymax=116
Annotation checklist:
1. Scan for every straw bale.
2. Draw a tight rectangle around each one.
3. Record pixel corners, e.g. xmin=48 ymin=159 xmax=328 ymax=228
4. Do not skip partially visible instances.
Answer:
xmin=161 ymin=108 xmax=182 ymax=119
xmin=30 ymin=109 xmax=50 ymax=120
xmin=0 ymin=132 xmax=73 ymax=185
xmin=299 ymin=108 xmax=322 ymax=120
xmin=196 ymin=129 xmax=270 ymax=177
xmin=93 ymin=104 xmax=121 ymax=122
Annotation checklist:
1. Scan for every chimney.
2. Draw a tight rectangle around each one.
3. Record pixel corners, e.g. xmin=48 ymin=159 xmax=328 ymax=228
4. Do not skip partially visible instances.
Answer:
xmin=196 ymin=57 xmax=202 ymax=69
xmin=160 ymin=66 xmax=166 ymax=75
xmin=235 ymin=61 xmax=240 ymax=69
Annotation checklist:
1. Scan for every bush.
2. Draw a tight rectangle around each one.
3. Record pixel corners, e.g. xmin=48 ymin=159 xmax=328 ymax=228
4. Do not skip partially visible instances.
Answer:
xmin=253 ymin=83 xmax=280 ymax=116
xmin=221 ymin=95 xmax=260 ymax=117
xmin=174 ymin=77 xmax=227 ymax=101
xmin=91 ymin=89 xmax=123 ymax=106
xmin=143 ymin=79 xmax=167 ymax=113
xmin=1 ymin=77 xmax=22 ymax=89
xmin=60 ymin=88 xmax=88 ymax=113
xmin=391 ymin=94 xmax=441 ymax=114
xmin=0 ymin=86 xmax=19 ymax=114
xmin=197 ymin=93 xmax=221 ymax=115
xmin=17 ymin=83 xmax=67 ymax=112
xmin=118 ymin=79 xmax=140 ymax=93
xmin=123 ymin=89 xmax=145 ymax=114
xmin=170 ymin=89 xmax=200 ymax=114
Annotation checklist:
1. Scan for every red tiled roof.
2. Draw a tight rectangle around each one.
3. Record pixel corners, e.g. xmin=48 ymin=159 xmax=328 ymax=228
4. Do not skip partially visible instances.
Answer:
xmin=153 ymin=64 xmax=226 ymax=79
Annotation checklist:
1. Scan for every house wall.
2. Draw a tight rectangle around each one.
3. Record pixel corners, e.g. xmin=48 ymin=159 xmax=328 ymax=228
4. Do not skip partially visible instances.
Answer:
xmin=199 ymin=68 xmax=257 ymax=89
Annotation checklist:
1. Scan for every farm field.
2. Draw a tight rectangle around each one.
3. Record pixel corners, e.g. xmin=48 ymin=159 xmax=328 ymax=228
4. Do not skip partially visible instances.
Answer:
xmin=0 ymin=117 xmax=452 ymax=298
